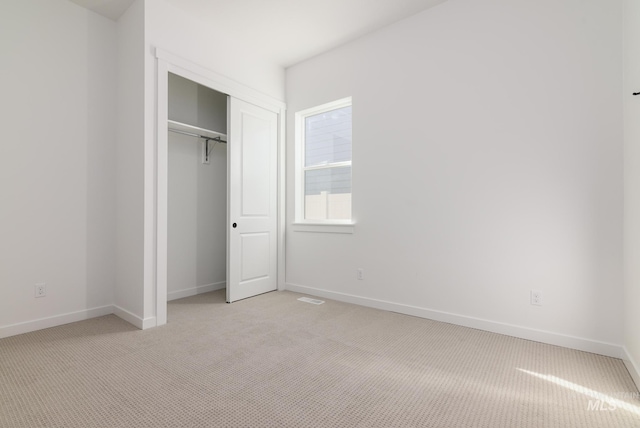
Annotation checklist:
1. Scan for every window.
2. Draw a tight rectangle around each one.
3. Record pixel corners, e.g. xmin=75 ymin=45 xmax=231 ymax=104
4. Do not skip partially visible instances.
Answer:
xmin=295 ymin=98 xmax=353 ymax=231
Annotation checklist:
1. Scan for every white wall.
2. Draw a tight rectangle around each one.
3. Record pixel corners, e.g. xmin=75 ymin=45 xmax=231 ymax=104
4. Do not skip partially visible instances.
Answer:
xmin=623 ymin=0 xmax=640 ymax=387
xmin=168 ymin=134 xmax=227 ymax=299
xmin=168 ymin=73 xmax=228 ymax=134
xmin=115 ymin=0 xmax=146 ymax=323
xmin=0 ymin=0 xmax=116 ymax=336
xmin=146 ymin=0 xmax=285 ymax=102
xmin=286 ymin=0 xmax=624 ymax=356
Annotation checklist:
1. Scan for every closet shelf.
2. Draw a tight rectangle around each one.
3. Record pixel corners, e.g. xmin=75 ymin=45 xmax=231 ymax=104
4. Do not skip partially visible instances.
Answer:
xmin=168 ymin=120 xmax=227 ymax=142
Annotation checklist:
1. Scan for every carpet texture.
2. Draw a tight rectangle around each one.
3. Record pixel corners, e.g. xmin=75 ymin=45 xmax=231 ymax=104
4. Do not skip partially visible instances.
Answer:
xmin=1 ymin=290 xmax=639 ymax=427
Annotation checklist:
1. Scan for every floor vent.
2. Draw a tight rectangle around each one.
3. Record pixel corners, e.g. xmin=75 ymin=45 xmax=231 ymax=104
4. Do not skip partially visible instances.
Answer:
xmin=297 ymin=297 xmax=325 ymax=305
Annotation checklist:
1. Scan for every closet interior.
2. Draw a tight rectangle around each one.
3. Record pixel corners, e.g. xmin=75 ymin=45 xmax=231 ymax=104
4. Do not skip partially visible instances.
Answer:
xmin=167 ymin=73 xmax=228 ymax=302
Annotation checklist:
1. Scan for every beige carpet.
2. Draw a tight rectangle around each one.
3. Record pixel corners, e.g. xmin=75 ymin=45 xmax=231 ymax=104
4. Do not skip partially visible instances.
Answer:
xmin=1 ymin=290 xmax=639 ymax=427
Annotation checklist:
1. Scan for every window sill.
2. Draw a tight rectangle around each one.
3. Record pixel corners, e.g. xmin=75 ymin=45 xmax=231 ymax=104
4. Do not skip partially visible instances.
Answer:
xmin=291 ymin=222 xmax=355 ymax=234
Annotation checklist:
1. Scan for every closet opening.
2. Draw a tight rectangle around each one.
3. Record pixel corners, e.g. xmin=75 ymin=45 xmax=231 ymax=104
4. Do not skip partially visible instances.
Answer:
xmin=167 ymin=73 xmax=228 ymax=304
xmin=155 ymin=48 xmax=285 ymax=327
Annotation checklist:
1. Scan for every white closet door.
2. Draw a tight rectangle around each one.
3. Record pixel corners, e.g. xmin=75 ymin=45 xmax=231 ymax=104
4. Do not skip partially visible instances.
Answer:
xmin=227 ymin=97 xmax=278 ymax=303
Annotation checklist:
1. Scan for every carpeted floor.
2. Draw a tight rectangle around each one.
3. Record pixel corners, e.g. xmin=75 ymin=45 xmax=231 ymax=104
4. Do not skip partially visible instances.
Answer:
xmin=1 ymin=289 xmax=639 ymax=427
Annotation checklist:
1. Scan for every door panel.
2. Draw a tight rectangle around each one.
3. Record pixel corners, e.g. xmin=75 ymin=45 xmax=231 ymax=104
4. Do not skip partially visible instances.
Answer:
xmin=240 ymin=233 xmax=270 ymax=282
xmin=241 ymin=114 xmax=271 ymax=216
xmin=227 ymin=98 xmax=278 ymax=303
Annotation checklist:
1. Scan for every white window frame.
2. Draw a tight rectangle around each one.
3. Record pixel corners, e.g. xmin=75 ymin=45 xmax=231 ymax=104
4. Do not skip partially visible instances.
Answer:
xmin=293 ymin=97 xmax=355 ymax=234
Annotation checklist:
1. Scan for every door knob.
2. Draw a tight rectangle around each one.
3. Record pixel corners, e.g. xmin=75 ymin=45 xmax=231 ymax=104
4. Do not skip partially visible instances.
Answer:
xmin=232 ymin=223 xmax=237 ymax=228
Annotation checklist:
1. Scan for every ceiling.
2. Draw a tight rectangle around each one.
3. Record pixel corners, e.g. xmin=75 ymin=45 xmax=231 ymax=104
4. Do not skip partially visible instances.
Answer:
xmin=70 ymin=0 xmax=446 ymax=67
xmin=70 ymin=0 xmax=135 ymax=21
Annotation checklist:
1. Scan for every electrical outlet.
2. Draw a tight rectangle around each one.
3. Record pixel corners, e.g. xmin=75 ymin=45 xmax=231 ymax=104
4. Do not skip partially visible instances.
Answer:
xmin=357 ymin=268 xmax=364 ymax=281
xmin=530 ymin=290 xmax=542 ymax=306
xmin=35 ymin=283 xmax=46 ymax=298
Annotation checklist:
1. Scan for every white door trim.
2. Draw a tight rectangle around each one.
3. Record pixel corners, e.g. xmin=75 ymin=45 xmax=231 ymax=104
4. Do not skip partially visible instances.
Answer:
xmin=153 ymin=48 xmax=286 ymax=326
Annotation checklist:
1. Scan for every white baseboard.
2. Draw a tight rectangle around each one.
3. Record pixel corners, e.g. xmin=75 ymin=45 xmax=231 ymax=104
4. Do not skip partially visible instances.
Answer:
xmin=113 ymin=305 xmax=156 ymax=330
xmin=0 ymin=283 xmax=225 ymax=338
xmin=167 ymin=282 xmax=226 ymax=301
xmin=285 ymin=283 xmax=624 ymax=359
xmin=622 ymin=347 xmax=640 ymax=391
xmin=0 ymin=305 xmax=114 ymax=339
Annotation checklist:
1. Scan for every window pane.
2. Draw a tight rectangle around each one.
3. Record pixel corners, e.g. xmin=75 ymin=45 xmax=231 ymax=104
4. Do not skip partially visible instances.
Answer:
xmin=304 ymin=167 xmax=351 ymax=220
xmin=305 ymin=106 xmax=352 ymax=167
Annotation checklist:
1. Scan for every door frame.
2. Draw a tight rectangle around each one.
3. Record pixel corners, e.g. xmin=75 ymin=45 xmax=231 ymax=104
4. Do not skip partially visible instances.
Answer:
xmin=154 ymin=48 xmax=286 ymax=326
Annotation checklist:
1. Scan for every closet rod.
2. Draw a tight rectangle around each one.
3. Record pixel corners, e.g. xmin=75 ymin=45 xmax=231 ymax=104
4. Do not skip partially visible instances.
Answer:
xmin=168 ymin=127 xmax=227 ymax=144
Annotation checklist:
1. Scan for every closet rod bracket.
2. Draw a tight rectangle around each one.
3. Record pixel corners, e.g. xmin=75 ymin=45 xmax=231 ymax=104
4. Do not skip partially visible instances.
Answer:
xmin=204 ymin=137 xmax=226 ymax=162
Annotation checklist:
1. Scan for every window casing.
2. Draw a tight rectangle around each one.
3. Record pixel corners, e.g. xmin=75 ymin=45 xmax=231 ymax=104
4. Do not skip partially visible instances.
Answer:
xmin=295 ymin=97 xmax=353 ymax=231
